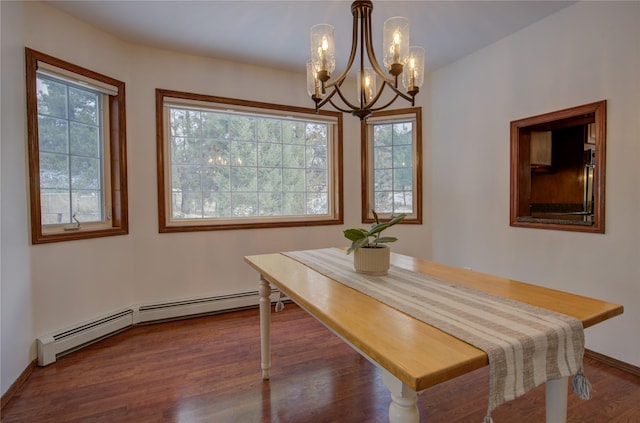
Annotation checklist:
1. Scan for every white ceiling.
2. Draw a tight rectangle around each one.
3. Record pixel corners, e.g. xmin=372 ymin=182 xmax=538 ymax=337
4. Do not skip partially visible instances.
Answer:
xmin=44 ymin=0 xmax=575 ymax=73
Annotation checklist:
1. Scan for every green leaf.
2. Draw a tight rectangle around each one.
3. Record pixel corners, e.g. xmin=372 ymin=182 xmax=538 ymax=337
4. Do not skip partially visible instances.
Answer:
xmin=343 ymin=228 xmax=368 ymax=242
xmin=346 ymin=237 xmax=369 ymax=254
xmin=373 ymin=236 xmax=398 ymax=244
xmin=368 ymin=222 xmax=391 ymax=235
xmin=388 ymin=214 xmax=407 ymax=225
xmin=372 ymin=209 xmax=380 ymax=224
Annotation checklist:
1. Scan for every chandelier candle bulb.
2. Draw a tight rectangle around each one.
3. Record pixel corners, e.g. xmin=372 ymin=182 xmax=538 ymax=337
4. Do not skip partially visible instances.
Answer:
xmin=310 ymin=24 xmax=335 ymax=79
xmin=383 ymin=17 xmax=409 ymax=72
xmin=402 ymin=46 xmax=425 ymax=95
xmin=357 ymin=68 xmax=376 ymax=104
xmin=306 ymin=59 xmax=323 ymax=100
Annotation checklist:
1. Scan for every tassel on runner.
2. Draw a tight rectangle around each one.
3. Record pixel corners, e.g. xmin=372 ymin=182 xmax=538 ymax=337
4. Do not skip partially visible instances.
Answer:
xmin=572 ymin=369 xmax=593 ymax=400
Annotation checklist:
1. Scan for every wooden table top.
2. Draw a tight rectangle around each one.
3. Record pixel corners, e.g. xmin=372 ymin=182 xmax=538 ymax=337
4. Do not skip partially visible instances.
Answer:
xmin=244 ymin=251 xmax=623 ymax=392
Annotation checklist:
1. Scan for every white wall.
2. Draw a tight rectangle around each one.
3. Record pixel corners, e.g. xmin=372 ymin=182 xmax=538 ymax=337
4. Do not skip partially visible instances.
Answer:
xmin=431 ymin=1 xmax=640 ymax=366
xmin=1 ymin=0 xmax=33 ymax=399
xmin=0 ymin=1 xmax=431 ymax=396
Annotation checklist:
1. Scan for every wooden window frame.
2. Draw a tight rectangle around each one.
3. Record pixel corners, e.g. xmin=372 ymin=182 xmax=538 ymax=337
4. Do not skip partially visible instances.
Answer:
xmin=25 ymin=48 xmax=128 ymax=244
xmin=361 ymin=107 xmax=422 ymax=224
xmin=155 ymin=89 xmax=344 ymax=232
xmin=510 ymin=100 xmax=606 ymax=233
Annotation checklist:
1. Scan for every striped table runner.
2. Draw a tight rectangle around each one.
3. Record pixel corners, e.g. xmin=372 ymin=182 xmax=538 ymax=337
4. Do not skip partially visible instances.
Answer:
xmin=283 ymin=248 xmax=590 ymax=422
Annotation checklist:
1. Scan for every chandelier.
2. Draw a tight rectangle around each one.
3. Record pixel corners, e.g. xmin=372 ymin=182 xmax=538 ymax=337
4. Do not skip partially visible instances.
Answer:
xmin=306 ymin=0 xmax=425 ymax=120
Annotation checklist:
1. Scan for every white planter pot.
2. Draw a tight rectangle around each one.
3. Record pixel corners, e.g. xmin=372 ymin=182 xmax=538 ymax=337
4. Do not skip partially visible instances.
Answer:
xmin=353 ymin=246 xmax=390 ymax=276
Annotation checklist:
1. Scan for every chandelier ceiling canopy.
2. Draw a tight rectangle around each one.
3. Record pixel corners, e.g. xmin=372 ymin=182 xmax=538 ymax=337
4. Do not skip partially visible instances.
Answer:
xmin=307 ymin=0 xmax=425 ymax=120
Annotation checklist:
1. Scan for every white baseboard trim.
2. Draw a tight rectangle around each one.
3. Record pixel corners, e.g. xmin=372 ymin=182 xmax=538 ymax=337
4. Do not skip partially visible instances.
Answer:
xmin=36 ymin=289 xmax=283 ymax=366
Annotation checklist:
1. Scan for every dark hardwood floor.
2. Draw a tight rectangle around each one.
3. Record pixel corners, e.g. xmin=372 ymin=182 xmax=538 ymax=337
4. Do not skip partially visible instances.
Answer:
xmin=2 ymin=305 xmax=638 ymax=422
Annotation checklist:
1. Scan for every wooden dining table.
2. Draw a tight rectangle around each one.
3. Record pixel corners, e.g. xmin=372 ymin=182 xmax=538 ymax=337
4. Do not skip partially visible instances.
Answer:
xmin=244 ymin=250 xmax=623 ymax=423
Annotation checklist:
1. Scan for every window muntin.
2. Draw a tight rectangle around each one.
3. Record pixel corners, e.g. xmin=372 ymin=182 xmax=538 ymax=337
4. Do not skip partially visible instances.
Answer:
xmin=26 ymin=48 xmax=128 ymax=244
xmin=156 ymin=90 xmax=343 ymax=231
xmin=362 ymin=108 xmax=422 ymax=224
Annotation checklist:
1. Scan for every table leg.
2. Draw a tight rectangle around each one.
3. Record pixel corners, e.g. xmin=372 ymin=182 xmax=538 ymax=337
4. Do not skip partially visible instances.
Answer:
xmin=259 ymin=276 xmax=272 ymax=380
xmin=545 ymin=376 xmax=568 ymax=423
xmin=382 ymin=369 xmax=419 ymax=423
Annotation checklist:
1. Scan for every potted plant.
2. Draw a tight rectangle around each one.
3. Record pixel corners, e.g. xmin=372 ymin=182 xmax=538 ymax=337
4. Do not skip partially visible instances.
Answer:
xmin=343 ymin=210 xmax=406 ymax=275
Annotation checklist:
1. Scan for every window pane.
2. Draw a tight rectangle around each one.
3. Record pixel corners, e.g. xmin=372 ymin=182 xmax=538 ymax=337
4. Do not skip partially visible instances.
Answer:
xmin=257 ymin=117 xmax=281 ymax=142
xmin=283 ymin=192 xmax=305 ymax=215
xmin=70 ymin=122 xmax=100 ymax=158
xmin=202 ymin=139 xmax=229 ymax=166
xmin=230 ymin=167 xmax=257 ymax=191
xmin=37 ymin=78 xmax=68 ymax=119
xmin=204 ymin=192 xmax=230 ymax=217
xmin=393 ymin=122 xmax=412 ymax=145
xmin=283 ymin=168 xmax=305 ymax=191
xmin=374 ymin=169 xmax=392 ymax=191
xmin=179 ymin=191 xmax=203 ymax=218
xmin=307 ymin=145 xmax=327 ymax=169
xmin=258 ymin=142 xmax=282 ymax=167
xmin=38 ymin=116 xmax=68 ymax=153
xmin=282 ymin=121 xmax=305 ymax=144
xmin=231 ymin=140 xmax=257 ymax=167
xmin=306 ymin=169 xmax=327 ymax=192
xmin=40 ymin=189 xmax=71 ymax=224
xmin=393 ymin=167 xmax=412 ymax=191
xmin=201 ymin=112 xmax=228 ymax=139
xmin=71 ymin=156 xmax=100 ymax=190
xmin=283 ymin=144 xmax=305 ymax=168
xmin=202 ymin=166 xmax=229 ymax=192
xmin=72 ymin=190 xmax=101 ymax=222
xmin=229 ymin=116 xmax=255 ymax=141
xmin=232 ymin=193 xmax=258 ymax=216
xmin=374 ymin=191 xmax=394 ymax=214
xmin=172 ymin=137 xmax=201 ymax=164
xmin=258 ymin=168 xmax=282 ymax=192
xmin=306 ymin=123 xmax=327 ymax=145
xmin=259 ymin=192 xmax=282 ymax=216
xmin=69 ymin=86 xmax=98 ymax=125
xmin=40 ymin=152 xmax=69 ymax=189
xmin=393 ymin=145 xmax=412 ymax=168
xmin=373 ymin=124 xmax=392 ymax=146
xmin=307 ymin=192 xmax=328 ymax=214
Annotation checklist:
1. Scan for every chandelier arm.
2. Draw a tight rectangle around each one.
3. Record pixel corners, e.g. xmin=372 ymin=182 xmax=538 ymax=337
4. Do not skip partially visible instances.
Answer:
xmin=379 ymin=79 xmax=415 ymax=103
xmin=362 ymin=7 xmax=395 ymax=85
xmin=315 ymin=85 xmax=340 ymax=110
xmin=327 ymin=98 xmax=358 ymax=115
xmin=325 ymin=8 xmax=360 ymax=89
xmin=316 ymin=83 xmax=363 ymax=114
xmin=333 ymin=83 xmax=365 ymax=112
xmin=369 ymin=92 xmax=403 ymax=113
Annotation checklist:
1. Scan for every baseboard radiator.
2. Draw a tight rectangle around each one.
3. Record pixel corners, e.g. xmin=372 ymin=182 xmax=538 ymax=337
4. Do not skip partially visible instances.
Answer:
xmin=37 ymin=309 xmax=134 ymax=366
xmin=36 ymin=289 xmax=283 ymax=366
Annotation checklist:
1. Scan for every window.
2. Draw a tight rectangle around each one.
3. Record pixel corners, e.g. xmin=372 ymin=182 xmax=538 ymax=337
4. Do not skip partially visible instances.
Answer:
xmin=156 ymin=89 xmax=343 ymax=231
xmin=361 ymin=107 xmax=422 ymax=223
xmin=25 ymin=48 xmax=128 ymax=244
